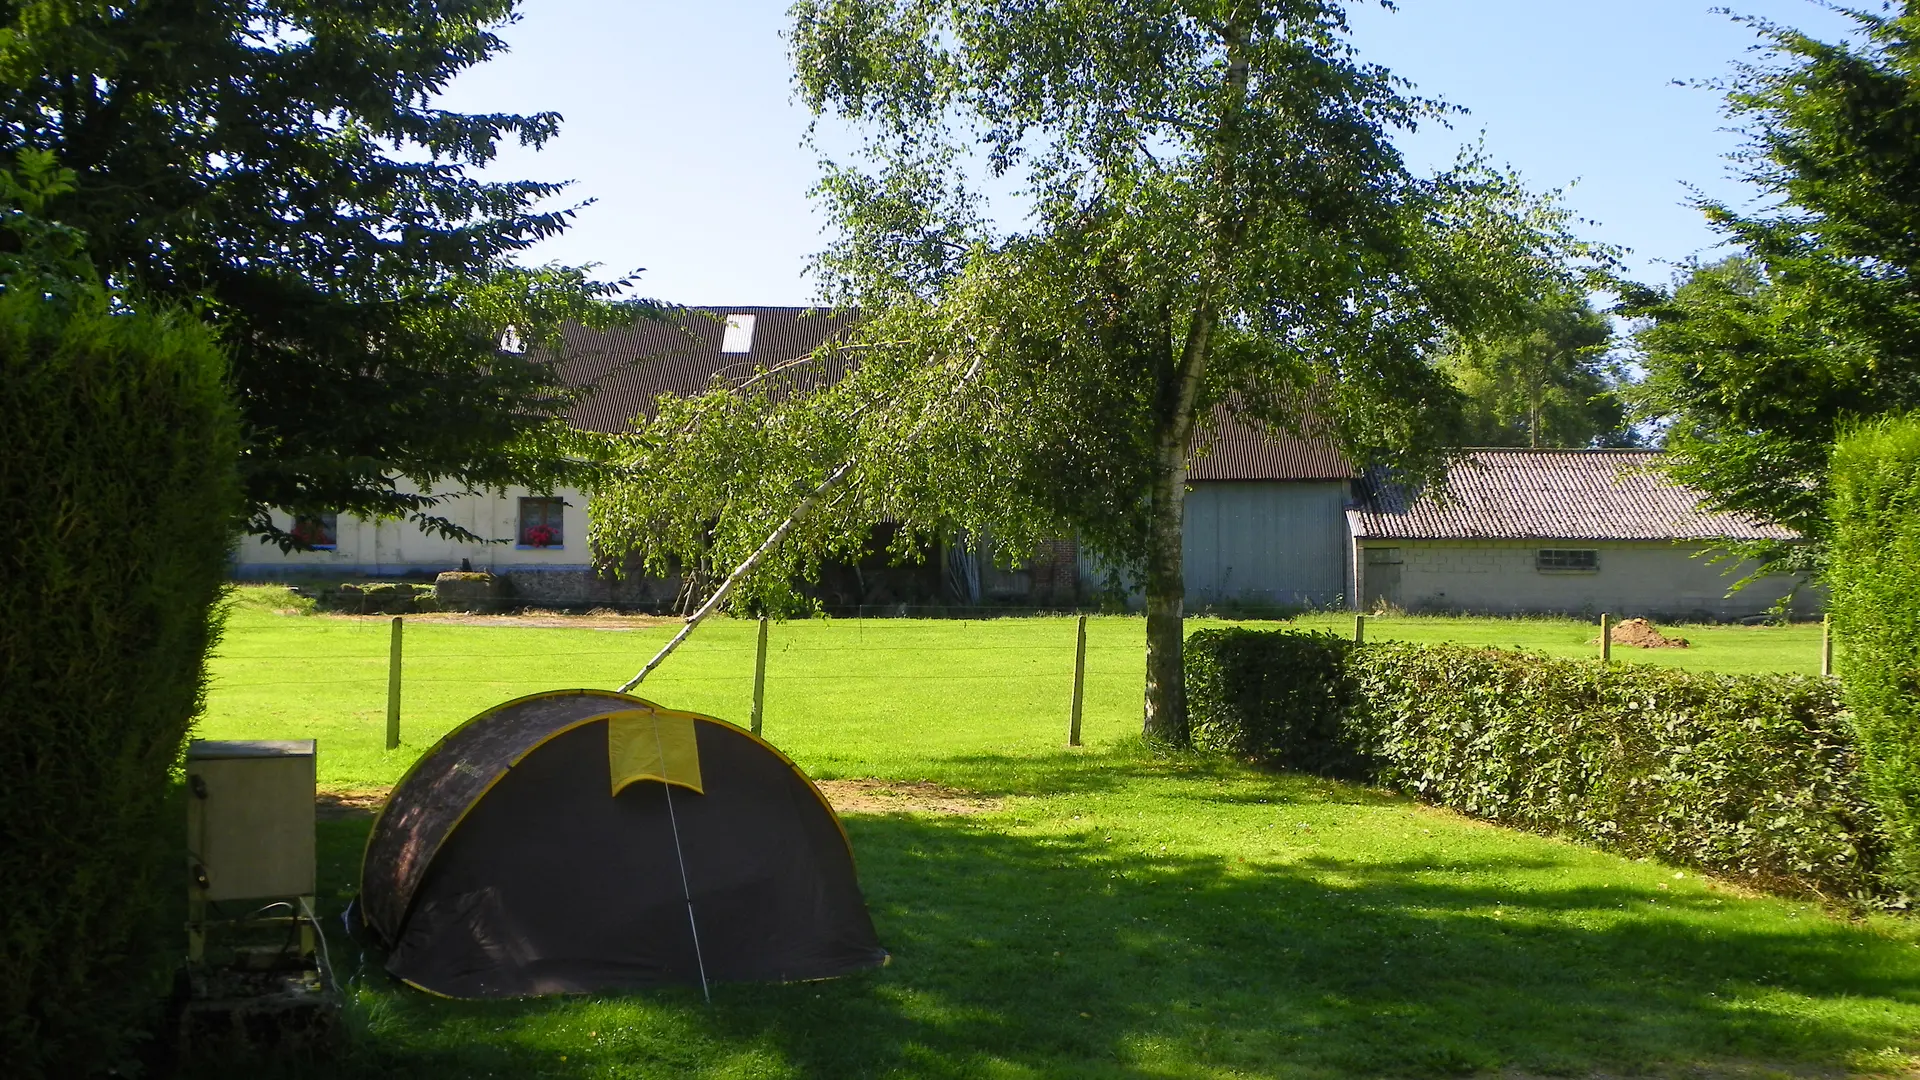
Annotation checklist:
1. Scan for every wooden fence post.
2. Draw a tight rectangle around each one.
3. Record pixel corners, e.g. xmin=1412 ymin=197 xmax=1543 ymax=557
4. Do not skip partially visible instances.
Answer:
xmin=1354 ymin=613 xmax=1366 ymax=644
xmin=1822 ymin=614 xmax=1834 ymax=679
xmin=751 ymin=616 xmax=769 ymax=736
xmin=1069 ymin=615 xmax=1087 ymax=747
xmin=386 ymin=616 xmax=403 ymax=750
xmin=1599 ymin=612 xmax=1611 ymax=664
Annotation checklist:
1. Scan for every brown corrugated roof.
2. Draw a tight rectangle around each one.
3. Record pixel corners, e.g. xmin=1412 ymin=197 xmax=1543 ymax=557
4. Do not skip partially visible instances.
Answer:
xmin=1348 ymin=449 xmax=1798 ymax=541
xmin=555 ymin=307 xmax=860 ymax=433
xmin=552 ymin=307 xmax=1351 ymax=481
xmin=1188 ymin=407 xmax=1355 ymax=481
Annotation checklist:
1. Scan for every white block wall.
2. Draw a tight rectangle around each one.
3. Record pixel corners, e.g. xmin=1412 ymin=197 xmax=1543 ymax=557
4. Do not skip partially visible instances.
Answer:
xmin=1357 ymin=538 xmax=1819 ymax=619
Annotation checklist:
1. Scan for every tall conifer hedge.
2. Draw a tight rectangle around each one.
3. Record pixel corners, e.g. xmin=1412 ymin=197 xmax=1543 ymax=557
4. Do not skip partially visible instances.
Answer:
xmin=1828 ymin=414 xmax=1920 ymax=894
xmin=0 ymin=288 xmax=239 ymax=1075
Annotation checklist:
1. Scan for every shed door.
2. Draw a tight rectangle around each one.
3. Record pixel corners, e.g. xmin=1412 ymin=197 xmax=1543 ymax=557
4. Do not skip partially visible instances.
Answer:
xmin=1362 ymin=547 xmax=1402 ymax=610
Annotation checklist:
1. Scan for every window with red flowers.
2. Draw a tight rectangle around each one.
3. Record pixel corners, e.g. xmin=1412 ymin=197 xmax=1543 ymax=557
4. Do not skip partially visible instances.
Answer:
xmin=290 ymin=512 xmax=338 ymax=550
xmin=519 ymin=497 xmax=565 ymax=548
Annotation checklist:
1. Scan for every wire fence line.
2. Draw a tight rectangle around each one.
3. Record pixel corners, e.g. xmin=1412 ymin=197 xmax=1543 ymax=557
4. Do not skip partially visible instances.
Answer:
xmin=203 ymin=610 xmax=1831 ymax=761
xmin=208 ymin=626 xmax=1147 ymax=687
xmin=206 ymin=612 xmax=1144 ymax=751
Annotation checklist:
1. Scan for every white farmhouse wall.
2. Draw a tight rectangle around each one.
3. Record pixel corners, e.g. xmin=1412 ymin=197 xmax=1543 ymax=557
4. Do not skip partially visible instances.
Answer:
xmin=230 ymin=482 xmax=592 ymax=578
xmin=1358 ymin=538 xmax=1818 ymax=619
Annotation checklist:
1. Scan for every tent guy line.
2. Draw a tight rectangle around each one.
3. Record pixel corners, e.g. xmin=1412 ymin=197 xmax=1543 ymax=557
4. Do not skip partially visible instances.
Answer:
xmin=654 ymin=709 xmax=712 ymax=1004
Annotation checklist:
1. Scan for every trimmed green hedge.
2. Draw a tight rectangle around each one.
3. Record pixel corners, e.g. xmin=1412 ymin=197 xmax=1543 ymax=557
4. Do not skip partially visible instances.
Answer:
xmin=1185 ymin=628 xmax=1364 ymax=777
xmin=1828 ymin=414 xmax=1920 ymax=894
xmin=1187 ymin=629 xmax=1884 ymax=899
xmin=0 ymin=289 xmax=239 ymax=1076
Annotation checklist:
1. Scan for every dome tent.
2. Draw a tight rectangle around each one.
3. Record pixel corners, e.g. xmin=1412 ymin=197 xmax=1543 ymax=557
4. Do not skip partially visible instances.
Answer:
xmin=360 ymin=689 xmax=887 ymax=998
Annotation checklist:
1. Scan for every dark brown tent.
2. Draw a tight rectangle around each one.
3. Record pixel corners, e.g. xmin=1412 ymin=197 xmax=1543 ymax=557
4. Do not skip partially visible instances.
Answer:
xmin=359 ymin=689 xmax=887 ymax=998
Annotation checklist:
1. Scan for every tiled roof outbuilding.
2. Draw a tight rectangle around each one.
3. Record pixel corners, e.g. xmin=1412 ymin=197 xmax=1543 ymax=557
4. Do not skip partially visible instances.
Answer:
xmin=1348 ymin=449 xmax=1798 ymax=542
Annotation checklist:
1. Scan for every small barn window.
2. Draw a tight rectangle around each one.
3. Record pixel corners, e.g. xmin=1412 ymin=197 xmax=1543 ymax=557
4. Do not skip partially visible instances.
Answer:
xmin=290 ymin=513 xmax=337 ymax=550
xmin=519 ymin=497 xmax=565 ymax=549
xmin=1364 ymin=547 xmax=1403 ymax=565
xmin=1536 ymin=548 xmax=1598 ymax=572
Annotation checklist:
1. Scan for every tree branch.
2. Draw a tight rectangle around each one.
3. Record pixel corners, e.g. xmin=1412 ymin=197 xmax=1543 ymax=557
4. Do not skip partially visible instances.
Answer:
xmin=618 ymin=351 xmax=986 ymax=691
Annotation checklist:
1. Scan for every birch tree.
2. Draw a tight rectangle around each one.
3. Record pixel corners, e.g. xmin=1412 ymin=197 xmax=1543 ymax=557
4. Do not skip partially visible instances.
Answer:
xmin=593 ymin=0 xmax=1603 ymax=746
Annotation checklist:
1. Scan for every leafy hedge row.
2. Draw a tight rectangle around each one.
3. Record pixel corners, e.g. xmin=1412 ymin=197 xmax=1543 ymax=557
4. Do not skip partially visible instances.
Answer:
xmin=1186 ymin=629 xmax=1363 ymax=777
xmin=1828 ymin=414 xmax=1920 ymax=894
xmin=1186 ymin=628 xmax=1884 ymax=899
xmin=0 ymin=287 xmax=239 ymax=1076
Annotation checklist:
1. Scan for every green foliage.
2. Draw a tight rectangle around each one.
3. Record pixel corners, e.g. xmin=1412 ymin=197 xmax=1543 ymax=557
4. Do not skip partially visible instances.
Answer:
xmin=0 ymin=1 xmax=648 ymax=549
xmin=0 ymin=148 xmax=91 ymax=299
xmin=1185 ymin=628 xmax=1883 ymax=899
xmin=0 ymin=287 xmax=240 ymax=1074
xmin=1628 ymin=258 xmax=1845 ymax=573
xmin=1628 ymin=4 xmax=1920 ymax=562
xmin=1827 ymin=412 xmax=1920 ymax=893
xmin=1352 ymin=644 xmax=1878 ymax=899
xmin=1185 ymin=628 xmax=1364 ymax=777
xmin=1440 ymin=290 xmax=1636 ymax=448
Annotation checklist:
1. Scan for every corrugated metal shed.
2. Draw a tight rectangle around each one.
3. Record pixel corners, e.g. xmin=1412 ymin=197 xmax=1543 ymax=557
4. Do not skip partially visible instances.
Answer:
xmin=1348 ymin=450 xmax=1798 ymax=541
xmin=1184 ymin=481 xmax=1351 ymax=607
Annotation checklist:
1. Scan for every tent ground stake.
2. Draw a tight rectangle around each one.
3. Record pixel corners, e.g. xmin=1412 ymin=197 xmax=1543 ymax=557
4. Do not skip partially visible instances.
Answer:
xmin=1069 ymin=615 xmax=1087 ymax=747
xmin=387 ymin=616 xmax=403 ymax=750
xmin=752 ymin=616 xmax=769 ymax=736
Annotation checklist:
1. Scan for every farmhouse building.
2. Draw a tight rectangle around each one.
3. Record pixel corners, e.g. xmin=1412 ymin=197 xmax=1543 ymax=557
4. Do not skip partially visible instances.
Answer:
xmin=1346 ymin=449 xmax=1814 ymax=620
xmin=236 ymin=307 xmax=1342 ymax=608
xmin=235 ymin=309 xmax=1812 ymax=619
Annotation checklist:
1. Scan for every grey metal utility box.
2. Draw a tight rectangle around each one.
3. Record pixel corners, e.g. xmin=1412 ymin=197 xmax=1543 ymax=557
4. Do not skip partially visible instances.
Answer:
xmin=186 ymin=740 xmax=316 ymax=902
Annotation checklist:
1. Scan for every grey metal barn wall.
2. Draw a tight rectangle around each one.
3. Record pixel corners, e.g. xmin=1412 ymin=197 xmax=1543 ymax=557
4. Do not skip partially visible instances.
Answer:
xmin=1181 ymin=481 xmax=1350 ymax=609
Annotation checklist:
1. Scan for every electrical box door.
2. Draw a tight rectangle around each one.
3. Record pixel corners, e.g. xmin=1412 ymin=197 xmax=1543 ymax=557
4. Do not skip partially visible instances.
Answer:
xmin=186 ymin=740 xmax=316 ymax=902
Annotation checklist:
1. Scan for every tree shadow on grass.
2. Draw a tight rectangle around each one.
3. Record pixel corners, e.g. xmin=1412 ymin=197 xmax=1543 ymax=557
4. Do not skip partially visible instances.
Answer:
xmin=903 ymin=744 xmax=1398 ymax=807
xmin=209 ymin=789 xmax=1920 ymax=1080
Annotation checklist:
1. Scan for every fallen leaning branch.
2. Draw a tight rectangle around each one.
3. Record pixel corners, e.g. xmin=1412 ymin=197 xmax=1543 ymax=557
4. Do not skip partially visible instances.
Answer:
xmin=614 ymin=352 xmax=984 ymax=692
xmin=617 ymin=459 xmax=857 ymax=693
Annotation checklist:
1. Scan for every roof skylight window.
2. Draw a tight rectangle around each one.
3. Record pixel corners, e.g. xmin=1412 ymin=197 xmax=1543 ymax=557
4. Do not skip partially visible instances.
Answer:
xmin=721 ymin=313 xmax=756 ymax=354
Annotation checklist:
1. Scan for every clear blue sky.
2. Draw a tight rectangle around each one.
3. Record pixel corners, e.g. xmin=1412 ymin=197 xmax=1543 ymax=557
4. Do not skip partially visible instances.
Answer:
xmin=437 ymin=1 xmax=1860 ymax=307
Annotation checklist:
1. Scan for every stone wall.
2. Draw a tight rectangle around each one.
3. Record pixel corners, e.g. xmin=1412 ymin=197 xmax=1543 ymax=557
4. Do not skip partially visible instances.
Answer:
xmin=495 ymin=567 xmax=682 ymax=611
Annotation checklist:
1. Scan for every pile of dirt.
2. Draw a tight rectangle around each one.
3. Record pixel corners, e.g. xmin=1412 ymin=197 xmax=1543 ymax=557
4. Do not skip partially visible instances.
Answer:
xmin=1593 ymin=617 xmax=1690 ymax=650
xmin=316 ymin=790 xmax=387 ymax=821
xmin=814 ymin=779 xmax=1001 ymax=816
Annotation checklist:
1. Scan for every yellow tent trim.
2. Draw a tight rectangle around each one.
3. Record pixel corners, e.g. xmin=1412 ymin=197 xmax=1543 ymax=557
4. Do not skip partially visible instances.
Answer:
xmin=606 ymin=709 xmax=704 ymax=796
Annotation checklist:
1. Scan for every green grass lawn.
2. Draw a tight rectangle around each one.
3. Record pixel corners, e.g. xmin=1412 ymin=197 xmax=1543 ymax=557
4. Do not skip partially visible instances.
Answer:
xmin=192 ymin=592 xmax=1918 ymax=1079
